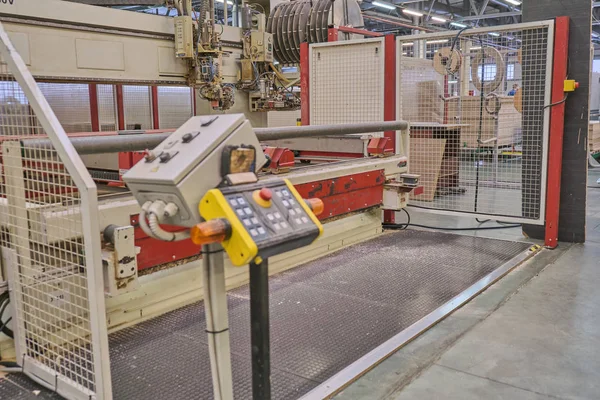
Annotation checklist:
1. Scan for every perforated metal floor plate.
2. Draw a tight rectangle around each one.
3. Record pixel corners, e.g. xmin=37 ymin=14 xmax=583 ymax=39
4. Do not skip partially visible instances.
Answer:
xmin=0 ymin=230 xmax=532 ymax=400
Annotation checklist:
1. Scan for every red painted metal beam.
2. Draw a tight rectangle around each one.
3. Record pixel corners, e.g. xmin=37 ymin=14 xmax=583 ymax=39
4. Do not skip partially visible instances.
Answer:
xmin=89 ymin=84 xmax=100 ymax=132
xmin=151 ymin=86 xmax=160 ymax=129
xmin=300 ymin=42 xmax=310 ymax=126
xmin=335 ymin=26 xmax=384 ymax=37
xmin=545 ymin=16 xmax=570 ymax=249
xmin=116 ymin=85 xmax=125 ymax=131
xmin=383 ymin=34 xmax=397 ymax=224
xmin=294 ymin=170 xmax=385 ymax=220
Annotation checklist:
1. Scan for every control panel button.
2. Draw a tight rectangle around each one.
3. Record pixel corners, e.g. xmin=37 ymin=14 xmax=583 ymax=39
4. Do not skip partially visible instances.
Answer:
xmin=259 ymin=188 xmax=272 ymax=201
xmin=229 ymin=198 xmax=239 ymax=206
xmin=301 ymin=217 xmax=309 ymax=223
xmin=236 ymin=209 xmax=245 ymax=217
xmin=267 ymin=214 xmax=275 ymax=221
xmin=159 ymin=152 xmax=172 ymax=163
xmin=282 ymin=200 xmax=290 ymax=207
xmin=250 ymin=229 xmax=258 ymax=237
xmin=238 ymin=197 xmax=246 ymax=205
xmin=251 ymin=217 xmax=259 ymax=224
xmin=273 ymin=223 xmax=281 ymax=230
xmin=280 ymin=222 xmax=288 ymax=228
xmin=181 ymin=132 xmax=195 ymax=143
xmin=257 ymin=227 xmax=266 ymax=235
xmin=289 ymin=209 xmax=296 ymax=216
xmin=244 ymin=207 xmax=252 ymax=215
xmin=295 ymin=218 xmax=302 ymax=225
xmin=274 ymin=212 xmax=281 ymax=219
xmin=243 ymin=219 xmax=251 ymax=227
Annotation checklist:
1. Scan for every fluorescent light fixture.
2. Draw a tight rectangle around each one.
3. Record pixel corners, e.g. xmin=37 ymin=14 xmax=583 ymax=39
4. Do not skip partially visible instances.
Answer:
xmin=402 ymin=52 xmax=408 ymax=55
xmin=450 ymin=22 xmax=468 ymax=28
xmin=427 ymin=39 xmax=449 ymax=44
xmin=372 ymin=1 xmax=396 ymax=10
xmin=401 ymin=42 xmax=414 ymax=46
xmin=488 ymin=32 xmax=500 ymax=37
xmin=593 ymin=32 xmax=600 ymax=38
xmin=431 ymin=16 xmax=447 ymax=23
xmin=470 ymin=46 xmax=482 ymax=50
xmin=505 ymin=0 xmax=521 ymax=5
xmin=403 ymin=8 xmax=424 ymax=17
xmin=448 ymin=80 xmax=458 ymax=84
xmin=216 ymin=0 xmax=234 ymax=4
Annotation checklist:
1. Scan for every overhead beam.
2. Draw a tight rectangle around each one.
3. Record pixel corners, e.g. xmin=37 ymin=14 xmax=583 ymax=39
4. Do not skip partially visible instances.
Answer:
xmin=457 ymin=11 xmax=521 ymax=21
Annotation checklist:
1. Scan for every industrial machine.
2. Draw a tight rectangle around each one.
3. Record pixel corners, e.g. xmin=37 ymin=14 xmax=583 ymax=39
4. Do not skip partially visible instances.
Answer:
xmin=0 ymin=2 xmax=415 ymax=399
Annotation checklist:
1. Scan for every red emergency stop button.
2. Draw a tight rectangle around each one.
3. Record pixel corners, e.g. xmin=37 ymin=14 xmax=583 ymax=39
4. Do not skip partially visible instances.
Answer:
xmin=259 ymin=188 xmax=272 ymax=201
xmin=253 ymin=189 xmax=272 ymax=208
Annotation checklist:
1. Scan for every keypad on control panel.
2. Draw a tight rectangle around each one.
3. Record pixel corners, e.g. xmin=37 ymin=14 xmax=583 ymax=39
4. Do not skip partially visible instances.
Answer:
xmin=227 ymin=185 xmax=314 ymax=244
xmin=227 ymin=195 xmax=269 ymax=240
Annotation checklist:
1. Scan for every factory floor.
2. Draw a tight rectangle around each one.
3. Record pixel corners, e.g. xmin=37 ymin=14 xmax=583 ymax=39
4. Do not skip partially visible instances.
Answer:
xmin=337 ymin=169 xmax=600 ymax=400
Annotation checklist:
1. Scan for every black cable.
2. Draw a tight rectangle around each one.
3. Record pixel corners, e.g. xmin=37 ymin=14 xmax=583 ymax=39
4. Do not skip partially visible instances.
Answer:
xmin=476 ymin=218 xmax=490 ymax=223
xmin=0 ymin=291 xmax=14 ymax=339
xmin=383 ymin=209 xmax=521 ymax=231
xmin=543 ymin=93 xmax=568 ymax=109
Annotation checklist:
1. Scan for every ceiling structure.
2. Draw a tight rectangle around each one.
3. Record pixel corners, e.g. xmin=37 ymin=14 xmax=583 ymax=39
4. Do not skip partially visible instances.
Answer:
xmin=64 ymin=0 xmax=599 ymax=50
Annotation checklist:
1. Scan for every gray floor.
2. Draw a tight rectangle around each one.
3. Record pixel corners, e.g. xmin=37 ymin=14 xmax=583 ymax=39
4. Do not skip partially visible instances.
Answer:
xmin=337 ymin=169 xmax=600 ymax=399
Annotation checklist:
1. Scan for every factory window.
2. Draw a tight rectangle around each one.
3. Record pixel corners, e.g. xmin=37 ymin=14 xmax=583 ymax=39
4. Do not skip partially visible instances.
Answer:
xmin=476 ymin=64 xmax=497 ymax=82
xmin=507 ymin=63 xmax=516 ymax=80
xmin=157 ymin=87 xmax=193 ymax=129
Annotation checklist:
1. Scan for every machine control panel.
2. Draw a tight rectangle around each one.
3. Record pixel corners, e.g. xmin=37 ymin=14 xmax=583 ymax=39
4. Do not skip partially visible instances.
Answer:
xmin=123 ymin=114 xmax=267 ymax=227
xmin=197 ymin=179 xmax=323 ymax=266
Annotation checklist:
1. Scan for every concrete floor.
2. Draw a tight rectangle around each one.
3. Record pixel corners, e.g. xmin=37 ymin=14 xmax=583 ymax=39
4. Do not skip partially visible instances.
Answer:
xmin=336 ymin=169 xmax=600 ymax=399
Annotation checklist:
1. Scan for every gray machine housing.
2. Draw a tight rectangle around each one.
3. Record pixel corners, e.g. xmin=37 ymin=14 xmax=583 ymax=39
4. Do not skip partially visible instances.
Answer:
xmin=123 ymin=114 xmax=266 ymax=227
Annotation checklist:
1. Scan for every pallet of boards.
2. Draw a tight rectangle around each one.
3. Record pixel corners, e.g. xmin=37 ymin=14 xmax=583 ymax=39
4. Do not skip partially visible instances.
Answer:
xmin=589 ymin=122 xmax=600 ymax=152
xmin=447 ymin=96 xmax=521 ymax=148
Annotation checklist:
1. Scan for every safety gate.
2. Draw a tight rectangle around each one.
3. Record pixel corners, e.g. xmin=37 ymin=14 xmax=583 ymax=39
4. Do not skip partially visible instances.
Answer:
xmin=397 ymin=21 xmax=555 ymax=225
xmin=0 ymin=23 xmax=112 ymax=399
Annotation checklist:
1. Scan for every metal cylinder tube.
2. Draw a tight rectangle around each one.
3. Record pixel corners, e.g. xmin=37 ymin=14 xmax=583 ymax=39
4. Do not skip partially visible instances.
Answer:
xmin=20 ymin=121 xmax=408 ymax=155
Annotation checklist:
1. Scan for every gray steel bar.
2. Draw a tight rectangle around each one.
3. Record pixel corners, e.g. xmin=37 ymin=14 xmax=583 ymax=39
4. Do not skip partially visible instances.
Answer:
xmin=21 ymin=121 xmax=409 ymax=155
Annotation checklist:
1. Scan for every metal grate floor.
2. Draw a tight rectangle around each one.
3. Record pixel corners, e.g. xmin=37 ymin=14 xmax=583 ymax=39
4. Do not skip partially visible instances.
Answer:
xmin=0 ymin=230 xmax=531 ymax=399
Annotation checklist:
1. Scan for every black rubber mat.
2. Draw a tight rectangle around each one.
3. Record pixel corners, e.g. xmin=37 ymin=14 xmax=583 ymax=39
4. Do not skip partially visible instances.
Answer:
xmin=0 ymin=230 xmax=531 ymax=399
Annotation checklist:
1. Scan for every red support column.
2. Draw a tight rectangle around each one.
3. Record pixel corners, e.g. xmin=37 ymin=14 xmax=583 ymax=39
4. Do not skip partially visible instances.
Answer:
xmin=544 ymin=16 xmax=570 ymax=249
xmin=327 ymin=27 xmax=339 ymax=42
xmin=89 ymin=84 xmax=100 ymax=132
xmin=192 ymin=88 xmax=197 ymax=116
xmin=116 ymin=85 xmax=125 ymax=131
xmin=151 ymin=86 xmax=160 ymax=129
xmin=300 ymin=42 xmax=310 ymax=126
xmin=383 ymin=34 xmax=397 ymax=224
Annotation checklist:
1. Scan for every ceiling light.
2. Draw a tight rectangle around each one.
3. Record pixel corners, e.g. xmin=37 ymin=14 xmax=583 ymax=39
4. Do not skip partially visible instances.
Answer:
xmin=470 ymin=46 xmax=482 ymax=50
xmin=216 ymin=0 xmax=234 ymax=4
xmin=372 ymin=1 xmax=396 ymax=10
xmin=450 ymin=22 xmax=468 ymax=28
xmin=401 ymin=42 xmax=414 ymax=46
xmin=448 ymin=80 xmax=458 ymax=84
xmin=505 ymin=0 xmax=521 ymax=5
xmin=431 ymin=16 xmax=447 ymax=23
xmin=403 ymin=9 xmax=424 ymax=17
xmin=488 ymin=32 xmax=500 ymax=37
xmin=427 ymin=39 xmax=449 ymax=44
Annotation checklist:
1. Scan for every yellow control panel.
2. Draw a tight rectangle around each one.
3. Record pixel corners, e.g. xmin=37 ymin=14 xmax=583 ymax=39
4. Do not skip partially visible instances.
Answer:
xmin=197 ymin=179 xmax=323 ymax=266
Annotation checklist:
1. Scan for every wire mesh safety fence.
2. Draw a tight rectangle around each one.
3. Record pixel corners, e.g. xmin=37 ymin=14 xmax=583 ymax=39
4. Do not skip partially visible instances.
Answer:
xmin=97 ymin=84 xmax=117 ymax=132
xmin=157 ymin=86 xmax=194 ymax=129
xmin=123 ymin=85 xmax=152 ymax=130
xmin=397 ymin=22 xmax=553 ymax=223
xmin=309 ymin=38 xmax=385 ymax=137
xmin=0 ymin=24 xmax=111 ymax=399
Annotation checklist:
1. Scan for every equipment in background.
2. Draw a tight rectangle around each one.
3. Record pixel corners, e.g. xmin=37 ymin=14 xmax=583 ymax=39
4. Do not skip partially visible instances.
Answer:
xmin=433 ymin=47 xmax=462 ymax=76
xmin=267 ymin=0 xmax=365 ymax=64
xmin=171 ymin=0 xmax=281 ymax=111
xmin=124 ymin=112 xmax=324 ymax=400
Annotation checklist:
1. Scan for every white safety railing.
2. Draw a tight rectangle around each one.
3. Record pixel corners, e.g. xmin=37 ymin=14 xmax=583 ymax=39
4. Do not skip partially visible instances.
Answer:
xmin=0 ymin=23 xmax=112 ymax=399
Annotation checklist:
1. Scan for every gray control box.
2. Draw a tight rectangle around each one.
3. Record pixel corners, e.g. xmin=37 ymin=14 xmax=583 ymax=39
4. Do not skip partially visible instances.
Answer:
xmin=123 ymin=114 xmax=266 ymax=227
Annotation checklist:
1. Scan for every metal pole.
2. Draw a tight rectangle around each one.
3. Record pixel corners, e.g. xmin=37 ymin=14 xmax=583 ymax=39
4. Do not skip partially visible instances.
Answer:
xmin=249 ymin=258 xmax=270 ymax=400
xmin=202 ymin=244 xmax=234 ymax=400
xmin=21 ymin=121 xmax=410 ymax=155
